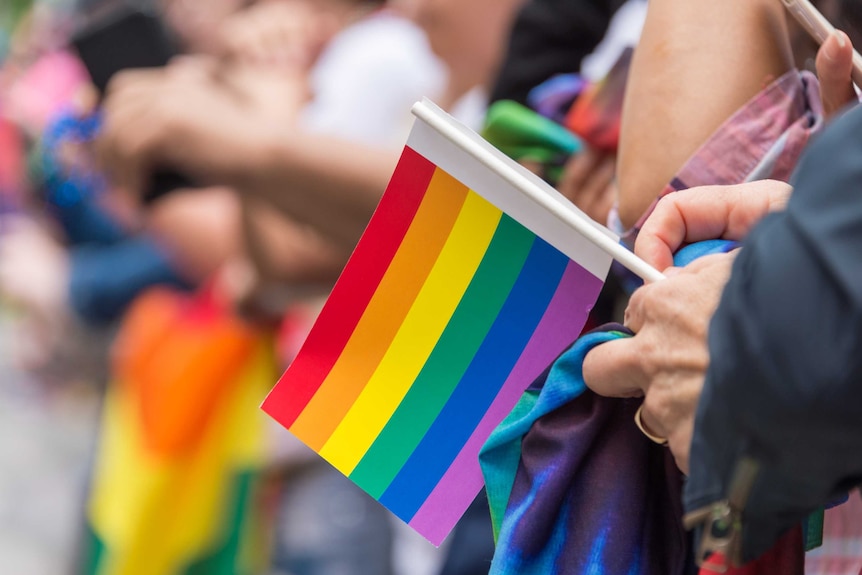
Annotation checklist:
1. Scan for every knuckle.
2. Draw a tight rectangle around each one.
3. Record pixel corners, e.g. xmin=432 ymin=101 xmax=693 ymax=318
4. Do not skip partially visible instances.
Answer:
xmin=642 ymin=389 xmax=669 ymax=423
xmin=653 ymin=193 xmax=676 ymax=211
xmin=628 ymin=285 xmax=650 ymax=310
xmin=638 ymin=344 xmax=661 ymax=380
xmin=650 ymin=193 xmax=680 ymax=223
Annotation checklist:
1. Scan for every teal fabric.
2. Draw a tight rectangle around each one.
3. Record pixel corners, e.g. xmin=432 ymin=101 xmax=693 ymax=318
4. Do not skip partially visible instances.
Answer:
xmin=479 ymin=240 xmax=740 ymax=575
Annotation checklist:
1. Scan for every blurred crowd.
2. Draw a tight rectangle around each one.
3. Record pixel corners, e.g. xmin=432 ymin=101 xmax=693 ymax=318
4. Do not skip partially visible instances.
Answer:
xmin=1 ymin=0 xmax=862 ymax=574
xmin=0 ymin=0 xmax=625 ymax=573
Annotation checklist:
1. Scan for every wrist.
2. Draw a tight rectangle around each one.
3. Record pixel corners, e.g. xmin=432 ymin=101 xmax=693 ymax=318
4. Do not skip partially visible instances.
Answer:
xmin=233 ymin=128 xmax=295 ymax=190
xmin=171 ymin=116 xmax=280 ymax=186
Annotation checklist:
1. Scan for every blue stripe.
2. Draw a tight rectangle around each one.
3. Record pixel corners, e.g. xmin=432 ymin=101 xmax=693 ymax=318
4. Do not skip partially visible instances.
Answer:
xmin=379 ymin=238 xmax=570 ymax=520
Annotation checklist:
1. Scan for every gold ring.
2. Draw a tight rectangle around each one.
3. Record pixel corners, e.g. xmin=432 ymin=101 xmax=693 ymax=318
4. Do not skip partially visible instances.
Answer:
xmin=635 ymin=405 xmax=668 ymax=445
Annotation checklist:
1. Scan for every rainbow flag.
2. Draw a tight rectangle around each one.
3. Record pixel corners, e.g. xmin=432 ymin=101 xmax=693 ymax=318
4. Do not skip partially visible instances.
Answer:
xmin=82 ymin=288 xmax=273 ymax=575
xmin=262 ymin=100 xmax=614 ymax=545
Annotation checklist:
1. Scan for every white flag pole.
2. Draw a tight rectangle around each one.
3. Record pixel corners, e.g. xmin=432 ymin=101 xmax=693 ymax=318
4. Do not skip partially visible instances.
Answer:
xmin=411 ymin=100 xmax=666 ymax=284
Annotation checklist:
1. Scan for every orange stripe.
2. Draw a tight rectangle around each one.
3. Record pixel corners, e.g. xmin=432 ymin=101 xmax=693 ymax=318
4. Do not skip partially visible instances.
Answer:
xmin=289 ymin=168 xmax=468 ymax=449
xmin=115 ymin=290 xmax=180 ymax=384
xmin=117 ymin=290 xmax=259 ymax=457
xmin=136 ymin=321 xmax=255 ymax=456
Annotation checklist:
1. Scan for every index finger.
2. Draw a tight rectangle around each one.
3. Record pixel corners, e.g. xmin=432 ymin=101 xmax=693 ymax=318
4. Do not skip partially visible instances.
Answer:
xmin=582 ymin=338 xmax=647 ymax=398
xmin=635 ymin=181 xmax=791 ymax=271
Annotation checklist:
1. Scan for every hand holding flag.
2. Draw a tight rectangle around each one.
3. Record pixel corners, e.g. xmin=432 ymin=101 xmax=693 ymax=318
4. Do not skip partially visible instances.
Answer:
xmin=263 ymin=100 xmax=662 ymax=545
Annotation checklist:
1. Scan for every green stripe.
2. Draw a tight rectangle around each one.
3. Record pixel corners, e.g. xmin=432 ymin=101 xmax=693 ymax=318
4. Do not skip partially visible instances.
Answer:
xmin=483 ymin=389 xmax=541 ymax=542
xmin=184 ymin=471 xmax=262 ymax=575
xmin=80 ymin=522 xmax=107 ymax=575
xmin=350 ymin=214 xmax=535 ymax=498
xmin=804 ymin=507 xmax=825 ymax=551
xmin=81 ymin=471 xmax=262 ymax=575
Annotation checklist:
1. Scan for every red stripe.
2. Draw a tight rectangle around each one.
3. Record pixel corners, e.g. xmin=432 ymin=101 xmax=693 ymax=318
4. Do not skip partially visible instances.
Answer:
xmin=262 ymin=147 xmax=436 ymax=427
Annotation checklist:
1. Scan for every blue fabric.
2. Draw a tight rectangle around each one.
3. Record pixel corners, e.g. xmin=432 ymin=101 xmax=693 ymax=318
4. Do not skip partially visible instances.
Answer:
xmin=39 ymin=112 xmax=191 ymax=324
xmin=69 ymin=237 xmax=189 ymax=325
xmin=480 ymin=240 xmax=738 ymax=575
xmin=39 ymin=112 xmax=122 ymax=244
xmin=480 ymin=325 xmax=689 ymax=575
xmin=673 ymin=240 xmax=739 ymax=267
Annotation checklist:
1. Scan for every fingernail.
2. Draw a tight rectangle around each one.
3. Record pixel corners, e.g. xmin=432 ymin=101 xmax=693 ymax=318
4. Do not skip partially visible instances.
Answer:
xmin=835 ymin=30 xmax=847 ymax=49
xmin=823 ymin=32 xmax=843 ymax=61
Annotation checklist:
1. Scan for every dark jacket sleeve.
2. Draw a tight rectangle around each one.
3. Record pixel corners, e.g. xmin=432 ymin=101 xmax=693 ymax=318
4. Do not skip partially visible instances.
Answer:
xmin=685 ymin=104 xmax=862 ymax=561
xmin=490 ymin=0 xmax=627 ymax=104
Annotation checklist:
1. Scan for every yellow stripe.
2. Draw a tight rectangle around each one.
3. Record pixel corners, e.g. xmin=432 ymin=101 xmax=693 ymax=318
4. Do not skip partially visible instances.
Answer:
xmin=319 ymin=192 xmax=501 ymax=474
xmin=87 ymin=343 xmax=271 ymax=575
xmin=288 ymin=168 xmax=469 ymax=449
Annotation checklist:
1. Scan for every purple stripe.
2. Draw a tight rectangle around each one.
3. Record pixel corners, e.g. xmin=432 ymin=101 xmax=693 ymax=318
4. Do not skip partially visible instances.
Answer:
xmin=408 ymin=261 xmax=604 ymax=545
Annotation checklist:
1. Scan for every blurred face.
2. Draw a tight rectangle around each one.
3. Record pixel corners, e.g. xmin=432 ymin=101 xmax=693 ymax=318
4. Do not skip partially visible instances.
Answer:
xmin=412 ymin=0 xmax=520 ymax=81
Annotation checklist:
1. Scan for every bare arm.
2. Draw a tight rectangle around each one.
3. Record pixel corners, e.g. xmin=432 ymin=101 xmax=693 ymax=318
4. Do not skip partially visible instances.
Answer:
xmin=616 ymin=0 xmax=794 ymax=229
xmin=239 ymin=194 xmax=349 ymax=287
xmin=98 ymin=62 xmax=396 ymax=252
xmin=235 ymin=134 xmax=397 ymax=252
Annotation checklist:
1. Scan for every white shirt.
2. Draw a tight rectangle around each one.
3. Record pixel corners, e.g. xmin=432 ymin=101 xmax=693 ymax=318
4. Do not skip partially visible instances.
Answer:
xmin=300 ymin=11 xmax=447 ymax=149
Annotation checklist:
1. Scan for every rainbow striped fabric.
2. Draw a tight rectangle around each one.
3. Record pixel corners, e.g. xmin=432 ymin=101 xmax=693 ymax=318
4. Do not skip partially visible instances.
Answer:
xmin=262 ymin=102 xmax=613 ymax=545
xmin=83 ymin=289 xmax=272 ymax=575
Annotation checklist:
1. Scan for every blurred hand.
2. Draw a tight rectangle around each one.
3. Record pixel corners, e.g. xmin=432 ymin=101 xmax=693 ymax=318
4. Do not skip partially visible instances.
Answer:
xmin=0 ymin=217 xmax=69 ymax=319
xmin=146 ymin=186 xmax=243 ymax=283
xmin=218 ymin=0 xmax=337 ymax=71
xmin=635 ymin=180 xmax=791 ymax=271
xmin=97 ymin=58 xmax=308 ymax=201
xmin=583 ymin=252 xmax=736 ymax=473
xmin=0 ymin=217 xmax=73 ymax=370
xmin=816 ymin=30 xmax=859 ymax=119
xmin=556 ymin=146 xmax=616 ymax=225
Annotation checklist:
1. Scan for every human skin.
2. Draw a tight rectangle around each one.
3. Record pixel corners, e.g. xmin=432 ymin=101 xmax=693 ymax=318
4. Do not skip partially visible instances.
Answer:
xmin=615 ymin=0 xmax=794 ymax=230
xmin=582 ymin=175 xmax=841 ymax=472
xmin=583 ymin=0 xmax=858 ymax=472
xmin=96 ymin=60 xmax=395 ymax=252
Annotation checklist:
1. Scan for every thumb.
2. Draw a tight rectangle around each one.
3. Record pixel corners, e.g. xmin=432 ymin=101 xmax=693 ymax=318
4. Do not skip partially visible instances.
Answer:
xmin=816 ymin=31 xmax=857 ymax=119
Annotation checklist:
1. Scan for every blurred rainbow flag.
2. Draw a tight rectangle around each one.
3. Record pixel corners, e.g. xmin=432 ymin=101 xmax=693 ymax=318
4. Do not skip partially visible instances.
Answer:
xmin=263 ymin=100 xmax=615 ymax=545
xmin=82 ymin=289 xmax=273 ymax=575
xmin=565 ymin=48 xmax=633 ymax=152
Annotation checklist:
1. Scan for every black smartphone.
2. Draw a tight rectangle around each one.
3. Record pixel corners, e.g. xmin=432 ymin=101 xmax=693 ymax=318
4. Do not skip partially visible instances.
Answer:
xmin=71 ymin=0 xmax=195 ymax=203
